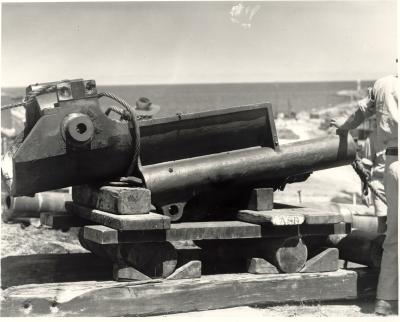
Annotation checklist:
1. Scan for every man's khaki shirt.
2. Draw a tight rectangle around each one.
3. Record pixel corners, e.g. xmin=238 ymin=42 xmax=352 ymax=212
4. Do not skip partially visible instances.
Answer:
xmin=341 ymin=75 xmax=399 ymax=148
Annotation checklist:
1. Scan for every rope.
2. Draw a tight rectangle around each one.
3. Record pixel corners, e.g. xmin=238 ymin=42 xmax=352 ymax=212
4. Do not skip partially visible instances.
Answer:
xmin=104 ymin=105 xmax=129 ymax=121
xmin=105 ymin=105 xmax=124 ymax=116
xmin=105 ymin=105 xmax=150 ymax=121
xmin=1 ymin=102 xmax=25 ymax=111
xmin=97 ymin=92 xmax=140 ymax=176
xmin=351 ymin=156 xmax=387 ymax=205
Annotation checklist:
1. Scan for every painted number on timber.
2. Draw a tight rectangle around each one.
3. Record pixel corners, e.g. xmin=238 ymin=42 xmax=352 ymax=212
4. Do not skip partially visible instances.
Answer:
xmin=272 ymin=215 xmax=304 ymax=226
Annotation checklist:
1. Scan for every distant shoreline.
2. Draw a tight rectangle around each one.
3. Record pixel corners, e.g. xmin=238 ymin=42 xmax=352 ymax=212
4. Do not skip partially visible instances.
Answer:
xmin=2 ymin=79 xmax=376 ymax=90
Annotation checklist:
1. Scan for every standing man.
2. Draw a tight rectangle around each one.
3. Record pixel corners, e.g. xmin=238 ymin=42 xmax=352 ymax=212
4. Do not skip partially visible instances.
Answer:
xmin=331 ymin=73 xmax=399 ymax=315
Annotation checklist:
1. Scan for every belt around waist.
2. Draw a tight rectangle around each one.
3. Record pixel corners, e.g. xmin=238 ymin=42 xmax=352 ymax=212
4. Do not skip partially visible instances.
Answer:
xmin=386 ymin=147 xmax=398 ymax=156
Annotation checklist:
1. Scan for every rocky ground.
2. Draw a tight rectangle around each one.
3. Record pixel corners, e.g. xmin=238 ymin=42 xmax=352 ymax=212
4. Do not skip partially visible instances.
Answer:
xmin=0 ymin=108 xmax=386 ymax=317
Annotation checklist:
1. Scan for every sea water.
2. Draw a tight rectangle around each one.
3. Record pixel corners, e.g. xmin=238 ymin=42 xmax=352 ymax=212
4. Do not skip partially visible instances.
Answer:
xmin=1 ymin=80 xmax=374 ymax=126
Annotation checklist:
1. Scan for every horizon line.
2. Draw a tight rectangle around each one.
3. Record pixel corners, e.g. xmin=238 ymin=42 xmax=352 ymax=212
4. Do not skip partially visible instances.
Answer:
xmin=1 ymin=78 xmax=376 ymax=89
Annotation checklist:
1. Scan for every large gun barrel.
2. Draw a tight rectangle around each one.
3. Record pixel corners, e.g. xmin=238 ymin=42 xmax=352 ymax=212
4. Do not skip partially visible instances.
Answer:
xmin=143 ymin=135 xmax=356 ymax=207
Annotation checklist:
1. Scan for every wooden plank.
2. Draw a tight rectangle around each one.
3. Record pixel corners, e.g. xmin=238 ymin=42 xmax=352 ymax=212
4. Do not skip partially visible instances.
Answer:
xmin=272 ymin=203 xmax=344 ymax=224
xmin=300 ymin=248 xmax=339 ymax=273
xmin=84 ymin=225 xmax=118 ymax=244
xmin=246 ymin=188 xmax=274 ymax=211
xmin=40 ymin=212 xmax=91 ymax=229
xmin=83 ymin=222 xmax=351 ymax=245
xmin=238 ymin=209 xmax=305 ymax=226
xmin=66 ymin=202 xmax=170 ymax=230
xmin=166 ymin=221 xmax=262 ymax=241
xmin=73 ymin=185 xmax=151 ymax=215
xmin=303 ymin=212 xmax=344 ymax=225
xmin=83 ymin=221 xmax=262 ymax=244
xmin=1 ymin=270 xmax=362 ymax=316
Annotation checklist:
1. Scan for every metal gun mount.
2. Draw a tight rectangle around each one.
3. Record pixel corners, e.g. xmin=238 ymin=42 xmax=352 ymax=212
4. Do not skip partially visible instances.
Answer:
xmin=2 ymin=78 xmax=357 ymax=221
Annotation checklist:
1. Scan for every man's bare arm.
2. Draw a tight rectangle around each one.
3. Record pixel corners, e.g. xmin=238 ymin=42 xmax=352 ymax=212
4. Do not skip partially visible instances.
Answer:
xmin=330 ymin=93 xmax=375 ymax=132
xmin=386 ymin=89 xmax=399 ymax=124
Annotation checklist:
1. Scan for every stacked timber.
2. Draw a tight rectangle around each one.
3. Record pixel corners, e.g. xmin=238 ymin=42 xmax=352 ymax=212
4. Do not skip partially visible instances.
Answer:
xmin=56 ymin=185 xmax=353 ymax=281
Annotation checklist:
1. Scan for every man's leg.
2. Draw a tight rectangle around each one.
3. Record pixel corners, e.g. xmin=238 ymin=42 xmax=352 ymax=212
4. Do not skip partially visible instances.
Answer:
xmin=371 ymin=179 xmax=387 ymax=233
xmin=376 ymin=155 xmax=398 ymax=314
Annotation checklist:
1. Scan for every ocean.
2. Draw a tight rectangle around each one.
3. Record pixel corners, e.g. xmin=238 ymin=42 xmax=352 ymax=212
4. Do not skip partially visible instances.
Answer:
xmin=1 ymin=80 xmax=374 ymax=123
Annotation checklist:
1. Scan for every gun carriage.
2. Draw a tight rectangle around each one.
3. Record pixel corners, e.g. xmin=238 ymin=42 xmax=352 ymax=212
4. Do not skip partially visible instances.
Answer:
xmin=1 ymin=79 xmax=381 ymax=316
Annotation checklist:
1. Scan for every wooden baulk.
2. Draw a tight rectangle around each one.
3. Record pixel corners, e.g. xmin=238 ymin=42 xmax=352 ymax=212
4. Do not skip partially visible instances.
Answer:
xmin=72 ymin=185 xmax=152 ymax=215
xmin=0 ymin=268 xmax=378 ymax=317
xmin=80 ymin=222 xmax=349 ymax=244
xmin=39 ymin=186 xmax=352 ymax=284
xmin=65 ymin=202 xmax=171 ymax=231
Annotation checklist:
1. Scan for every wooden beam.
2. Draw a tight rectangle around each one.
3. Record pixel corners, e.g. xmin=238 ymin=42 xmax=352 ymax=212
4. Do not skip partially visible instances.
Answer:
xmin=84 ymin=225 xmax=118 ymax=244
xmin=40 ymin=212 xmax=91 ymax=229
xmin=83 ymin=221 xmax=262 ymax=244
xmin=272 ymin=204 xmax=344 ymax=224
xmin=1 ymin=269 xmax=368 ymax=317
xmin=66 ymin=202 xmax=170 ymax=230
xmin=72 ymin=185 xmax=151 ymax=215
xmin=238 ymin=209 xmax=305 ymax=226
xmin=166 ymin=221 xmax=262 ymax=241
xmin=246 ymin=188 xmax=274 ymax=211
xmin=83 ymin=222 xmax=351 ymax=245
xmin=304 ymin=212 xmax=344 ymax=225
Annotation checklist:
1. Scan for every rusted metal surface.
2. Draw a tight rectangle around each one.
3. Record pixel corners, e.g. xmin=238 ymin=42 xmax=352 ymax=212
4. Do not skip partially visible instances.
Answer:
xmin=142 ymin=134 xmax=356 ymax=212
xmin=139 ymin=103 xmax=279 ymax=165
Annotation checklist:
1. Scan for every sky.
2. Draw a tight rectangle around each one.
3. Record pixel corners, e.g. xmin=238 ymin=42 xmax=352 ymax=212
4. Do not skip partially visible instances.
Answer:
xmin=1 ymin=1 xmax=398 ymax=86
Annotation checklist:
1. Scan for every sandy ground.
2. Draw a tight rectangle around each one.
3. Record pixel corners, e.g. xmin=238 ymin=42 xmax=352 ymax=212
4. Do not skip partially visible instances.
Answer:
xmin=0 ymin=114 xmax=386 ymax=317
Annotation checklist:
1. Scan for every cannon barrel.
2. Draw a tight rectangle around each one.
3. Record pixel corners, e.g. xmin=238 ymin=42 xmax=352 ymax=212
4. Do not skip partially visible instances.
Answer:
xmin=142 ymin=134 xmax=356 ymax=206
xmin=2 ymin=190 xmax=71 ymax=222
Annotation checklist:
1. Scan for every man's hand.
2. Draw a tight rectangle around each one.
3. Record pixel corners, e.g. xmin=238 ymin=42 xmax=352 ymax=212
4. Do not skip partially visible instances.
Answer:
xmin=361 ymin=189 xmax=372 ymax=207
xmin=329 ymin=119 xmax=340 ymax=128
xmin=330 ymin=119 xmax=348 ymax=135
